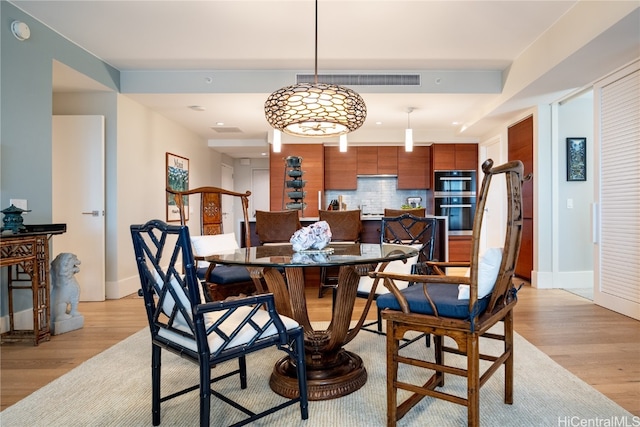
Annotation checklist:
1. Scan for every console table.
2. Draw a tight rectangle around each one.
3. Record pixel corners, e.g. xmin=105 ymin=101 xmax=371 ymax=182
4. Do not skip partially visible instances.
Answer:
xmin=1 ymin=225 xmax=66 ymax=345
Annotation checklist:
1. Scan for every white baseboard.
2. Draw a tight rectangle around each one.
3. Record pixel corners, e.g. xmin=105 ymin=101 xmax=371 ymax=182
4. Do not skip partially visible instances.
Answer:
xmin=105 ymin=275 xmax=139 ymax=300
xmin=531 ymin=270 xmax=593 ymax=289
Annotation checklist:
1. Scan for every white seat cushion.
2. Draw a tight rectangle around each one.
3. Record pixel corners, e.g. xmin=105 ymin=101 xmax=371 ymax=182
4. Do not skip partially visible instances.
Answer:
xmin=358 ymin=245 xmax=420 ymax=296
xmin=191 ymin=233 xmax=239 ymax=269
xmin=154 ymin=267 xmax=299 ymax=353
xmin=458 ymin=247 xmax=503 ymax=300
xmin=159 ymin=306 xmax=300 ymax=353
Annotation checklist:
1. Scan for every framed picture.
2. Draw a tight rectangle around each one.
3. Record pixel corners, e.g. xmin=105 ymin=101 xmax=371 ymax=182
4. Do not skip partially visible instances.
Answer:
xmin=566 ymin=137 xmax=586 ymax=181
xmin=166 ymin=152 xmax=189 ymax=222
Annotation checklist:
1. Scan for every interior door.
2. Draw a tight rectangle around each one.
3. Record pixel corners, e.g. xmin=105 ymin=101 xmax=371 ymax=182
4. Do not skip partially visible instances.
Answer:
xmin=251 ymin=169 xmax=270 ymax=218
xmin=508 ymin=116 xmax=534 ymax=279
xmin=593 ymin=64 xmax=640 ymax=320
xmin=221 ymin=163 xmax=235 ymax=235
xmin=52 ymin=115 xmax=105 ymax=301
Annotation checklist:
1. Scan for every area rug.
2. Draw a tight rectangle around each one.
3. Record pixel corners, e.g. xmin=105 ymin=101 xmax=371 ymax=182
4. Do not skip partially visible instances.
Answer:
xmin=1 ymin=323 xmax=634 ymax=427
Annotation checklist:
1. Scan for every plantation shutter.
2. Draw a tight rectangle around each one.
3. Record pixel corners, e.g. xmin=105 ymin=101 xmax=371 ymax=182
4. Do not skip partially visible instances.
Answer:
xmin=594 ymin=62 xmax=640 ymax=320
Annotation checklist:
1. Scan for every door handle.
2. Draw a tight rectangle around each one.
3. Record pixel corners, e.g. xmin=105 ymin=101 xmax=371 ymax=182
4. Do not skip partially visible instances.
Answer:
xmin=82 ymin=210 xmax=99 ymax=217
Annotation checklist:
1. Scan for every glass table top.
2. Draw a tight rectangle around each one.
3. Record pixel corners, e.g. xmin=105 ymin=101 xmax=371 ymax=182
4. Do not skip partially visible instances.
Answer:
xmin=204 ymin=243 xmax=418 ymax=268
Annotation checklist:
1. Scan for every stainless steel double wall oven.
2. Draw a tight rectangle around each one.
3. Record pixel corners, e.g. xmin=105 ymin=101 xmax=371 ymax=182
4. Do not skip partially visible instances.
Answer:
xmin=434 ymin=170 xmax=477 ymax=235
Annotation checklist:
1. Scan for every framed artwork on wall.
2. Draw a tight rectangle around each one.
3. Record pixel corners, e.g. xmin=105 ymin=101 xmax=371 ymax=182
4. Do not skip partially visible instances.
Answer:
xmin=566 ymin=137 xmax=587 ymax=181
xmin=166 ymin=152 xmax=189 ymax=222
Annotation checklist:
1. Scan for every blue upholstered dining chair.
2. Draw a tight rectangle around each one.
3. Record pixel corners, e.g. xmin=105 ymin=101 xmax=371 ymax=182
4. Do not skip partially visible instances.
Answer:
xmin=166 ymin=186 xmax=263 ymax=300
xmin=131 ymin=219 xmax=308 ymax=427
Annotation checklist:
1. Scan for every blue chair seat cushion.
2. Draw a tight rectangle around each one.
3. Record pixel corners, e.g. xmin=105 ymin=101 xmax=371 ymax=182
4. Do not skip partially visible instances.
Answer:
xmin=197 ymin=265 xmax=252 ymax=285
xmin=376 ymin=282 xmax=490 ymax=319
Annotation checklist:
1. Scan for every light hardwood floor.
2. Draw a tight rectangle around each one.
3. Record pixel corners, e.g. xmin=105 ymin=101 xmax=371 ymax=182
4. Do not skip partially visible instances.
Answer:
xmin=1 ymin=284 xmax=639 ymax=416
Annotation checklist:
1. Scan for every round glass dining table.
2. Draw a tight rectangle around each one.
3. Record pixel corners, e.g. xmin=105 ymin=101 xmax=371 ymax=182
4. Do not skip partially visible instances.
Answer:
xmin=207 ymin=243 xmax=418 ymax=401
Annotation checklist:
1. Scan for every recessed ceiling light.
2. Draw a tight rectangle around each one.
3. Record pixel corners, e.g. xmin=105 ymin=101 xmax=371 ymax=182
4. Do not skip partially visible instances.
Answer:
xmin=376 ymin=121 xmax=383 ymax=125
xmin=452 ymin=121 xmax=460 ymax=125
xmin=188 ymin=105 xmax=205 ymax=111
xmin=215 ymin=122 xmax=224 ymax=126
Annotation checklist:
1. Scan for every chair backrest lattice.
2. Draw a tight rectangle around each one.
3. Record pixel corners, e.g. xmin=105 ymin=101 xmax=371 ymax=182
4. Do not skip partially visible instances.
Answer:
xmin=166 ymin=186 xmax=251 ymax=247
xmin=380 ymin=213 xmax=438 ymax=264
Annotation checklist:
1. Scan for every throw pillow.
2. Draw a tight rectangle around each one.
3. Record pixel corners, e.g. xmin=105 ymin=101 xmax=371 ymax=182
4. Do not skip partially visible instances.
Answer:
xmin=457 ymin=247 xmax=503 ymax=300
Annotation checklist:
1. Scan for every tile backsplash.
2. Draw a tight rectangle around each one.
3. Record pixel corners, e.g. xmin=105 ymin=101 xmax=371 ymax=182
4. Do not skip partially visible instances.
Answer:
xmin=325 ymin=177 xmax=429 ymax=214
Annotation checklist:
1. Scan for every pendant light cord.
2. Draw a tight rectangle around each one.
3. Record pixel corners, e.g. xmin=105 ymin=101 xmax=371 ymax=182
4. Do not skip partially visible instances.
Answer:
xmin=314 ymin=0 xmax=318 ymax=84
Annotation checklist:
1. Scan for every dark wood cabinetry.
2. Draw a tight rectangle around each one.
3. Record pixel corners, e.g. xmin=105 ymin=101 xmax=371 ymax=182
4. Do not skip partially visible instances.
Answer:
xmin=324 ymin=146 xmax=357 ymax=190
xmin=356 ymin=146 xmax=398 ymax=175
xmin=508 ymin=116 xmax=534 ymax=279
xmin=397 ymin=146 xmax=431 ymax=189
xmin=377 ymin=146 xmax=398 ymax=174
xmin=448 ymin=235 xmax=472 ymax=262
xmin=269 ymin=144 xmax=324 ymax=217
xmin=432 ymin=143 xmax=478 ymax=170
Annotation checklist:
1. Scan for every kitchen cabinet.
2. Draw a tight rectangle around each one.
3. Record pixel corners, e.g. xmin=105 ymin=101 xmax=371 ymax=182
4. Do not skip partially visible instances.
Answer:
xmin=269 ymin=144 xmax=324 ymax=217
xmin=324 ymin=146 xmax=357 ymax=190
xmin=397 ymin=146 xmax=431 ymax=189
xmin=356 ymin=146 xmax=398 ymax=175
xmin=448 ymin=235 xmax=472 ymax=262
xmin=432 ymin=143 xmax=478 ymax=171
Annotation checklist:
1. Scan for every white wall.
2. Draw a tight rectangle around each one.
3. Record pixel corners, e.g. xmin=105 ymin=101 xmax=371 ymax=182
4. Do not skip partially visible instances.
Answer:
xmin=557 ymin=94 xmax=594 ymax=273
xmin=109 ymin=94 xmax=222 ymax=298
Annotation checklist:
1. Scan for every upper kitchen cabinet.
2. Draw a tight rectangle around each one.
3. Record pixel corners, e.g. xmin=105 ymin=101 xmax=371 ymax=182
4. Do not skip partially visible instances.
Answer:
xmin=397 ymin=146 xmax=432 ymax=189
xmin=356 ymin=146 xmax=398 ymax=175
xmin=270 ymin=144 xmax=324 ymax=217
xmin=324 ymin=146 xmax=357 ymax=190
xmin=432 ymin=143 xmax=478 ymax=171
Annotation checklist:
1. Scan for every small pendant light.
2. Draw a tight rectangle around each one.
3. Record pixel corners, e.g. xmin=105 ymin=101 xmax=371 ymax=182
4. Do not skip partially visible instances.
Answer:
xmin=272 ymin=129 xmax=282 ymax=153
xmin=405 ymin=108 xmax=414 ymax=152
xmin=339 ymin=134 xmax=348 ymax=152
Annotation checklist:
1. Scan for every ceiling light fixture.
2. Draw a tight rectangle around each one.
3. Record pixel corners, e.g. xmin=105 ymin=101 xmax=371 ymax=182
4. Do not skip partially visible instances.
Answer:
xmin=339 ymin=134 xmax=348 ymax=152
xmin=272 ymin=129 xmax=282 ymax=153
xmin=264 ymin=0 xmax=366 ymax=138
xmin=405 ymin=108 xmax=414 ymax=152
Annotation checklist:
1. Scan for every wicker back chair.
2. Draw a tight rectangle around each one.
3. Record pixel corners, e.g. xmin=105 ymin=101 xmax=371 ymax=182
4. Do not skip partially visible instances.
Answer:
xmin=255 ymin=210 xmax=302 ymax=244
xmin=317 ymin=209 xmax=363 ymax=298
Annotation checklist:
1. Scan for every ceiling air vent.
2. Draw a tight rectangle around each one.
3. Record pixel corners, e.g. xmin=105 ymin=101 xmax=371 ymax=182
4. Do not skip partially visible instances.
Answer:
xmin=211 ymin=127 xmax=242 ymax=133
xmin=296 ymin=74 xmax=421 ymax=86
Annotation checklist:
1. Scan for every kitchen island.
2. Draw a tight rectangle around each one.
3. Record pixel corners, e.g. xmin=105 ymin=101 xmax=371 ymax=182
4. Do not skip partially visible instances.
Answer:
xmin=240 ymin=215 xmax=448 ymax=262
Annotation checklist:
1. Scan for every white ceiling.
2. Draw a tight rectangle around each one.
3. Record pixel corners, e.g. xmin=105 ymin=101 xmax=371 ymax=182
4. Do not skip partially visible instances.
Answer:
xmin=13 ymin=0 xmax=640 ymax=158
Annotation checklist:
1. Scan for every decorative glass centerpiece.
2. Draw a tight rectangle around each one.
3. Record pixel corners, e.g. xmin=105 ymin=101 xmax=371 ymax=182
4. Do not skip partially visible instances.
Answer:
xmin=290 ymin=221 xmax=332 ymax=252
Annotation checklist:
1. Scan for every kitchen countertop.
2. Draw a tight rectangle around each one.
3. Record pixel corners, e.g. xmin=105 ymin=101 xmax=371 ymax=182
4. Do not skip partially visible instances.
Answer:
xmin=245 ymin=215 xmax=446 ymax=222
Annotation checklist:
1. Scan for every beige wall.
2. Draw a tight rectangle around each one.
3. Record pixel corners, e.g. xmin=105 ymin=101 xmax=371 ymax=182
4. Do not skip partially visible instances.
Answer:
xmin=109 ymin=94 xmax=222 ymax=298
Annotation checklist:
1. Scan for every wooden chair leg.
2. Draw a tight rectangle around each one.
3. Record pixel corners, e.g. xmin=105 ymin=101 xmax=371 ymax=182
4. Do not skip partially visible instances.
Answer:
xmin=434 ymin=335 xmax=445 ymax=387
xmin=318 ymin=267 xmax=327 ymax=298
xmin=504 ymin=311 xmax=514 ymax=404
xmin=387 ymin=319 xmax=399 ymax=427
xmin=467 ymin=334 xmax=480 ymax=427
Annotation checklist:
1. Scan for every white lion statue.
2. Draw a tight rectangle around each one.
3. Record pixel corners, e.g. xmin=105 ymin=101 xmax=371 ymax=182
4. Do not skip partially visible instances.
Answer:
xmin=50 ymin=253 xmax=83 ymax=329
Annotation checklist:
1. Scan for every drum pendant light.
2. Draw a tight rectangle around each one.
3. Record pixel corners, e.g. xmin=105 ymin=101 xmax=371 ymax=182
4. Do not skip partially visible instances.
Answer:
xmin=264 ymin=0 xmax=367 ymax=137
